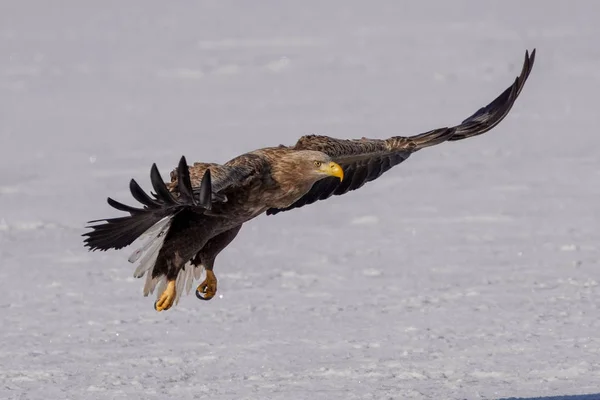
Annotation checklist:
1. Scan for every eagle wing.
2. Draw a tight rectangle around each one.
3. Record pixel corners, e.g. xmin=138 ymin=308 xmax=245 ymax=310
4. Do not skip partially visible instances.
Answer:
xmin=83 ymin=150 xmax=274 ymax=252
xmin=169 ymin=159 xmax=261 ymax=203
xmin=83 ymin=156 xmax=214 ymax=251
xmin=266 ymin=49 xmax=535 ymax=216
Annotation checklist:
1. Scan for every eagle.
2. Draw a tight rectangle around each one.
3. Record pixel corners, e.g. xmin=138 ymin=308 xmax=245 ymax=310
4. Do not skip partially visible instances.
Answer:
xmin=83 ymin=49 xmax=536 ymax=311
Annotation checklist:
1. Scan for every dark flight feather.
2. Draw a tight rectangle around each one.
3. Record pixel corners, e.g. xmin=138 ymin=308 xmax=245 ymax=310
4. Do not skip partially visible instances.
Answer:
xmin=266 ymin=49 xmax=535 ymax=216
xmin=129 ymin=179 xmax=161 ymax=208
xmin=176 ymin=155 xmax=196 ymax=205
xmin=83 ymin=160 xmax=212 ymax=251
xmin=197 ymin=169 xmax=212 ymax=210
xmin=449 ymin=49 xmax=536 ymax=141
xmin=106 ymin=197 xmax=145 ymax=215
xmin=150 ymin=163 xmax=177 ymax=206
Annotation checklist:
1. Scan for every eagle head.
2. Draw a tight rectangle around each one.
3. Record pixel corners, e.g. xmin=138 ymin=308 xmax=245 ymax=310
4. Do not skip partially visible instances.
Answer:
xmin=296 ymin=150 xmax=344 ymax=182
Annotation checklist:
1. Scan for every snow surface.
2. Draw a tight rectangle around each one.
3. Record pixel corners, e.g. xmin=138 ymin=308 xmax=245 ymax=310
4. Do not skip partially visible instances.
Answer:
xmin=1 ymin=1 xmax=599 ymax=399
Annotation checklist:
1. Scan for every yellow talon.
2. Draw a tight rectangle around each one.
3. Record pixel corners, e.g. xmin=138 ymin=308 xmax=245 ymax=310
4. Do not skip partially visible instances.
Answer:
xmin=154 ymin=279 xmax=176 ymax=311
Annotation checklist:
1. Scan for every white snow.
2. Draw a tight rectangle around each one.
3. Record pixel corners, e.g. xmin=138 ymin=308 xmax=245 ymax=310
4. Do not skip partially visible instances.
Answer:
xmin=1 ymin=1 xmax=600 ymax=399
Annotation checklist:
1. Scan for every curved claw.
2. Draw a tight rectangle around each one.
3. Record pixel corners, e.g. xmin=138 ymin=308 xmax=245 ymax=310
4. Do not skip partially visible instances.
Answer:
xmin=154 ymin=297 xmax=174 ymax=310
xmin=195 ymin=270 xmax=217 ymax=301
xmin=195 ymin=288 xmax=214 ymax=301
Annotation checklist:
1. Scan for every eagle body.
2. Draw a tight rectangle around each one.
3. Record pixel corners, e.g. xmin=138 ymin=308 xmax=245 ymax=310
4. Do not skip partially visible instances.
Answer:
xmin=83 ymin=50 xmax=536 ymax=311
xmin=154 ymin=148 xmax=341 ymax=282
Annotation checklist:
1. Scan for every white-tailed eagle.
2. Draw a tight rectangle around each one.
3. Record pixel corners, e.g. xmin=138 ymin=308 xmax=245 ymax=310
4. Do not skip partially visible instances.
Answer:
xmin=83 ymin=49 xmax=536 ymax=311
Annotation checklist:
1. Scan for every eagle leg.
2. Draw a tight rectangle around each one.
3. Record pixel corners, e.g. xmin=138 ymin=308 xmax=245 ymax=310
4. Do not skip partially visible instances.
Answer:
xmin=191 ymin=226 xmax=242 ymax=302
xmin=154 ymin=279 xmax=177 ymax=311
xmin=196 ymin=270 xmax=217 ymax=301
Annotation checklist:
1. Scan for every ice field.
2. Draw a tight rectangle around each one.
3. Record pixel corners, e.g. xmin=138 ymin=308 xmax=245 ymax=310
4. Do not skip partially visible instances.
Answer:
xmin=1 ymin=1 xmax=599 ymax=399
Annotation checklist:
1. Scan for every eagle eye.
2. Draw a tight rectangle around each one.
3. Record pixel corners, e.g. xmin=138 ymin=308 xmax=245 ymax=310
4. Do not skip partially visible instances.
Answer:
xmin=314 ymin=161 xmax=322 ymax=167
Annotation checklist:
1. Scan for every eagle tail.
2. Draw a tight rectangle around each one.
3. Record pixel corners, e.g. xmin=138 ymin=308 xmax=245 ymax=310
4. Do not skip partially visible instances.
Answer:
xmin=82 ymin=156 xmax=212 ymax=252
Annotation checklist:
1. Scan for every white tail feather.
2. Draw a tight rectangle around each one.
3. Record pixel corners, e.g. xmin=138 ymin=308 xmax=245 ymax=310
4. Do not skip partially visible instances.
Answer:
xmin=143 ymin=269 xmax=158 ymax=297
xmin=134 ymin=240 xmax=163 ymax=279
xmin=174 ymin=262 xmax=188 ymax=304
xmin=194 ymin=265 xmax=203 ymax=280
xmin=185 ymin=265 xmax=198 ymax=295
xmin=128 ymin=216 xmax=172 ymax=262
xmin=123 ymin=216 xmax=172 ymax=297
xmin=128 ymin=215 xmax=207 ymax=305
xmin=130 ymin=217 xmax=173 ymax=278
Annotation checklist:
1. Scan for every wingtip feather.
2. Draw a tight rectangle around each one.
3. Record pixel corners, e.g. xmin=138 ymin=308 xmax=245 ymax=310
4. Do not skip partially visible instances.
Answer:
xmin=176 ymin=155 xmax=196 ymax=205
xmin=150 ymin=163 xmax=176 ymax=205
xmin=198 ymin=169 xmax=212 ymax=210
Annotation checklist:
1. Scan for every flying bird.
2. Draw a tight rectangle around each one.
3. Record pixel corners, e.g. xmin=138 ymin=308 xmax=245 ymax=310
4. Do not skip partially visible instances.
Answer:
xmin=83 ymin=49 xmax=536 ymax=311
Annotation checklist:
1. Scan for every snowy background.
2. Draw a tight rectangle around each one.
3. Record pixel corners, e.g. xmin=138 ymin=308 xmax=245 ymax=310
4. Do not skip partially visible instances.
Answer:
xmin=1 ymin=1 xmax=599 ymax=399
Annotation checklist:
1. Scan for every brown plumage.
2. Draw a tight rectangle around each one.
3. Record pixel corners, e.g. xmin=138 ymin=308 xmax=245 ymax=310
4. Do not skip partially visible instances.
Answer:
xmin=83 ymin=49 xmax=536 ymax=311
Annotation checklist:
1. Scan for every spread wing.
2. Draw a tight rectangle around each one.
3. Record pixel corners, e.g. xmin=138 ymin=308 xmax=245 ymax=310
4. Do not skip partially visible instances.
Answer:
xmin=83 ymin=156 xmax=214 ymax=251
xmin=83 ymin=150 xmax=275 ymax=252
xmin=266 ymin=49 xmax=536 ymax=216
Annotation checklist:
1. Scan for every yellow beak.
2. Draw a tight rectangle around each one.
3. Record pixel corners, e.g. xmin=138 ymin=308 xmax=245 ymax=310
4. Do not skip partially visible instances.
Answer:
xmin=326 ymin=161 xmax=344 ymax=182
